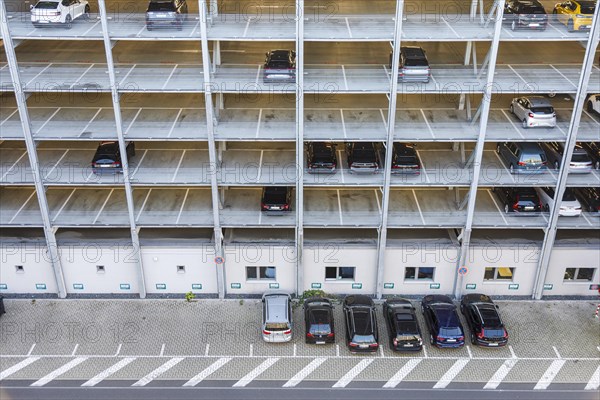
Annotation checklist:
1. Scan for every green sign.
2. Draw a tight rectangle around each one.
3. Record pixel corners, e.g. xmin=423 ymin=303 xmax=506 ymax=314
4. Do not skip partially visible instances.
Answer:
xmin=429 ymin=283 xmax=440 ymax=289
xmin=311 ymin=283 xmax=322 ymax=289
xmin=508 ymin=284 xmax=519 ymax=290
xmin=192 ymin=284 xmax=202 ymax=290
xmin=120 ymin=284 xmax=131 ymax=290
xmin=269 ymin=283 xmax=280 ymax=289
xmin=155 ymin=283 xmax=167 ymax=290
xmin=543 ymin=284 xmax=553 ymax=290
xmin=230 ymin=283 xmax=241 ymax=289
xmin=0 ymin=284 xmax=7 ymax=290
xmin=73 ymin=283 xmax=84 ymax=290
xmin=383 ymin=283 xmax=394 ymax=289
xmin=465 ymin=283 xmax=476 ymax=290
xmin=352 ymin=283 xmax=363 ymax=289
xmin=35 ymin=284 xmax=46 ymax=290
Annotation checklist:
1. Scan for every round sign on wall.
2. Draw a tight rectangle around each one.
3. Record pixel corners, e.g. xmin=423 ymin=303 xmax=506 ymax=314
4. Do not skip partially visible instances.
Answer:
xmin=458 ymin=266 xmax=468 ymax=276
xmin=214 ymin=256 xmax=224 ymax=265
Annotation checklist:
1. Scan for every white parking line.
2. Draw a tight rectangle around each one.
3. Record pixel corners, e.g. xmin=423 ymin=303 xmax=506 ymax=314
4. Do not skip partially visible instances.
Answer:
xmin=256 ymin=150 xmax=264 ymax=183
xmin=255 ymin=108 xmax=263 ymax=138
xmin=131 ymin=149 xmax=148 ymax=177
xmin=432 ymin=359 xmax=469 ymax=389
xmin=243 ymin=19 xmax=251 ymax=37
xmin=333 ymin=359 xmax=373 ymax=388
xmin=135 ymin=25 xmax=146 ymax=37
xmin=79 ymin=108 xmax=103 ymax=136
xmin=337 ymin=189 xmax=344 ymax=225
xmin=441 ymin=17 xmax=460 ymax=38
xmin=119 ymin=64 xmax=137 ymax=85
xmin=340 ymin=109 xmax=347 ymax=139
xmin=345 ymin=17 xmax=353 ymax=38
xmin=93 ymin=189 xmax=114 ymax=224
xmin=249 ymin=344 xmax=253 ymax=357
xmin=415 ymin=150 xmax=430 ymax=183
xmin=1 ymin=108 xmax=19 ymax=125
xmin=383 ymin=359 xmax=422 ymax=388
xmin=160 ymin=344 xmax=166 ymax=357
xmin=255 ymin=65 xmax=262 ymax=86
xmin=487 ymin=189 xmax=509 ymax=226
xmin=507 ymin=64 xmax=528 ymax=85
xmin=52 ymin=188 xmax=76 ymax=222
xmin=419 ymin=109 xmax=435 ymax=138
xmin=552 ymin=346 xmax=561 ymax=359
xmin=71 ymin=344 xmax=79 ymax=356
xmin=379 ymin=109 xmax=387 ymax=129
xmin=283 ymin=357 xmax=326 ymax=387
xmin=43 ymin=149 xmax=69 ymax=180
xmin=509 ymin=345 xmax=517 ymax=359
xmin=0 ymin=357 xmax=40 ymax=381
xmin=30 ymin=357 xmax=88 ymax=387
xmin=82 ymin=20 xmax=101 ymax=36
xmin=167 ymin=108 xmax=184 ymax=138
xmin=172 ymin=150 xmax=186 ymax=182
xmin=374 ymin=189 xmax=382 ymax=214
xmin=188 ymin=21 xmax=200 ymax=37
xmin=548 ymin=64 xmax=576 ymax=88
xmin=337 ymin=152 xmax=345 ymax=183
xmin=585 ymin=364 xmax=600 ymax=390
xmin=484 ymin=358 xmax=518 ymax=390
xmin=341 ymin=65 xmax=349 ymax=91
xmin=37 ymin=107 xmax=62 ymax=133
xmin=1 ymin=150 xmax=27 ymax=181
xmin=500 ymin=109 xmax=525 ymax=139
xmin=27 ymin=344 xmax=36 ymax=357
xmin=183 ymin=357 xmax=232 ymax=387
xmin=136 ymin=188 xmax=152 ymax=222
xmin=9 ymin=190 xmax=36 ymax=224
xmin=25 ymin=63 xmax=53 ymax=87
xmin=162 ymin=64 xmax=179 ymax=90
xmin=81 ymin=357 xmax=136 ymax=387
xmin=467 ymin=345 xmax=473 ymax=359
xmin=205 ymin=344 xmax=210 ymax=356
xmin=132 ymin=357 xmax=184 ymax=387
xmin=124 ymin=108 xmax=143 ymax=135
xmin=233 ymin=358 xmax=279 ymax=387
xmin=534 ymin=359 xmax=566 ymax=390
xmin=411 ymin=189 xmax=425 ymax=225
xmin=70 ymin=63 xmax=95 ymax=89
xmin=581 ymin=212 xmax=593 ymax=227
xmin=582 ymin=109 xmax=600 ymax=126
xmin=176 ymin=188 xmax=190 ymax=225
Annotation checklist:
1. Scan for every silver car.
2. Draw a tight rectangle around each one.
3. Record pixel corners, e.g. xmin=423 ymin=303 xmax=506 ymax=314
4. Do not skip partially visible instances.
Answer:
xmin=542 ymin=142 xmax=593 ymax=173
xmin=535 ymin=187 xmax=582 ymax=216
xmin=261 ymin=293 xmax=293 ymax=343
xmin=510 ymin=96 xmax=556 ymax=128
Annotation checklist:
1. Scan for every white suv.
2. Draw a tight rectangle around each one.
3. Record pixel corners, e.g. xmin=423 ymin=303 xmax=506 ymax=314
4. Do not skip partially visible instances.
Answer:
xmin=31 ymin=0 xmax=90 ymax=29
xmin=587 ymin=94 xmax=600 ymax=115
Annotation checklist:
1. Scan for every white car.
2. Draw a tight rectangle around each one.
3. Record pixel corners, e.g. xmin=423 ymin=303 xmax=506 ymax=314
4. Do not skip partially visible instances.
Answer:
xmin=510 ymin=96 xmax=556 ymax=128
xmin=587 ymin=94 xmax=600 ymax=115
xmin=535 ymin=187 xmax=582 ymax=217
xmin=31 ymin=0 xmax=90 ymax=29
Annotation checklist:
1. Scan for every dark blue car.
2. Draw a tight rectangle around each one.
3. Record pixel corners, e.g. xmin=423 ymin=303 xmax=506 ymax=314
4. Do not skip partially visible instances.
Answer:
xmin=421 ymin=295 xmax=465 ymax=348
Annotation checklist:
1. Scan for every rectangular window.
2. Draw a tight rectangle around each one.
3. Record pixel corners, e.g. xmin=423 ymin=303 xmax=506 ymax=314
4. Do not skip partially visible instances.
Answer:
xmin=484 ymin=267 xmax=515 ymax=281
xmin=15 ymin=265 xmax=24 ymax=274
xmin=325 ymin=266 xmax=355 ymax=281
xmin=96 ymin=265 xmax=105 ymax=274
xmin=246 ymin=266 xmax=276 ymax=281
xmin=564 ymin=267 xmax=595 ymax=282
xmin=176 ymin=265 xmax=185 ymax=274
xmin=404 ymin=267 xmax=435 ymax=281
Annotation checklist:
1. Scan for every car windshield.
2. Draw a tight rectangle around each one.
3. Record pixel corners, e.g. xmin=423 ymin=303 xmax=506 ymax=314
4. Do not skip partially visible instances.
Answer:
xmin=353 ymin=334 xmax=376 ymax=343
xmin=563 ymin=189 xmax=577 ymax=201
xmin=147 ymin=1 xmax=176 ymax=11
xmin=522 ymin=154 xmax=544 ymax=163
xmin=579 ymin=3 xmax=595 ymax=14
xmin=439 ymin=327 xmax=462 ymax=336
xmin=267 ymin=60 xmax=291 ymax=69
xmin=352 ymin=309 xmax=373 ymax=335
xmin=265 ymin=322 xmax=289 ymax=331
xmin=395 ymin=156 xmax=417 ymax=164
xmin=571 ymin=154 xmax=591 ymax=163
xmin=35 ymin=1 xmax=59 ymax=9
xmin=404 ymin=58 xmax=428 ymax=67
xmin=483 ymin=328 xmax=505 ymax=338
xmin=395 ymin=314 xmax=418 ymax=334
xmin=518 ymin=193 xmax=538 ymax=202
xmin=264 ymin=188 xmax=287 ymax=203
xmin=436 ymin=307 xmax=460 ymax=329
xmin=530 ymin=107 xmax=553 ymax=114
xmin=353 ymin=148 xmax=375 ymax=159
xmin=521 ymin=5 xmax=545 ymax=13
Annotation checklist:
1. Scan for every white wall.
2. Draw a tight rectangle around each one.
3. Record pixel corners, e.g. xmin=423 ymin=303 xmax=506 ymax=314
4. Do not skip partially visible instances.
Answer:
xmin=304 ymin=246 xmax=377 ymax=294
xmin=141 ymin=246 xmax=218 ymax=294
xmin=0 ymin=243 xmax=57 ymax=294
xmin=223 ymin=244 xmax=296 ymax=295
xmin=543 ymin=247 xmax=600 ymax=296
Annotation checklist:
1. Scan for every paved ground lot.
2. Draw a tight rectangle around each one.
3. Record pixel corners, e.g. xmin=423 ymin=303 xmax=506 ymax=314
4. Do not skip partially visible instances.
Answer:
xmin=0 ymin=299 xmax=598 ymax=391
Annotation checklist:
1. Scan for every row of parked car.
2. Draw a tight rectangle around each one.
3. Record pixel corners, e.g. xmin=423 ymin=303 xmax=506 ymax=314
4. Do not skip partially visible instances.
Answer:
xmin=262 ymin=293 xmax=509 ymax=351
xmin=503 ymin=0 xmax=595 ymax=32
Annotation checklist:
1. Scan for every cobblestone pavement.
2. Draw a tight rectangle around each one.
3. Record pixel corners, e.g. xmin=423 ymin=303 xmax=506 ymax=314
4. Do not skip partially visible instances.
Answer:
xmin=0 ymin=299 xmax=598 ymax=390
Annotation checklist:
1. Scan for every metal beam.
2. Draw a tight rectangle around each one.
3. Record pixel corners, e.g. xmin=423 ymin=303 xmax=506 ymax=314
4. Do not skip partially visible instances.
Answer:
xmin=375 ymin=0 xmax=405 ymax=300
xmin=0 ymin=1 xmax=67 ymax=298
xmin=97 ymin=0 xmax=146 ymax=298
xmin=532 ymin=7 xmax=600 ymax=300
xmin=295 ymin=0 xmax=305 ymax=297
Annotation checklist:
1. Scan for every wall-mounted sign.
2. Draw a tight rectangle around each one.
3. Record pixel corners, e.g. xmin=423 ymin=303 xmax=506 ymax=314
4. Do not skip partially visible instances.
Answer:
xmin=429 ymin=283 xmax=440 ymax=290
xmin=73 ymin=284 xmax=84 ymax=290
xmin=465 ymin=283 xmax=476 ymax=290
xmin=0 ymin=284 xmax=7 ymax=290
xmin=214 ymin=256 xmax=224 ymax=265
xmin=230 ymin=283 xmax=241 ymax=289
xmin=155 ymin=283 xmax=167 ymax=290
xmin=458 ymin=266 xmax=468 ymax=276
xmin=269 ymin=283 xmax=280 ymax=289
xmin=35 ymin=283 xmax=46 ymax=290
xmin=352 ymin=283 xmax=362 ymax=289
xmin=120 ymin=284 xmax=131 ymax=290
xmin=383 ymin=283 xmax=394 ymax=289
xmin=311 ymin=283 xmax=322 ymax=289
xmin=192 ymin=284 xmax=203 ymax=290
xmin=508 ymin=284 xmax=519 ymax=290
xmin=543 ymin=284 xmax=553 ymax=290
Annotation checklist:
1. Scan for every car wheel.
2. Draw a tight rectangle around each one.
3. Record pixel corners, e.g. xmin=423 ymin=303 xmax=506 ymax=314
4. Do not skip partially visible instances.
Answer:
xmin=522 ymin=119 xmax=528 ymax=128
xmin=554 ymin=161 xmax=559 ymax=170
xmin=64 ymin=15 xmax=72 ymax=29
xmin=496 ymin=144 xmax=501 ymax=154
xmin=567 ymin=19 xmax=574 ymax=32
xmin=509 ymin=104 xmax=514 ymax=114
xmin=509 ymin=164 xmax=514 ymax=174
xmin=430 ymin=334 xmax=435 ymax=345
xmin=511 ymin=20 xmax=517 ymax=31
xmin=504 ymin=204 xmax=510 ymax=214
xmin=588 ymin=101 xmax=595 ymax=113
xmin=470 ymin=332 xmax=476 ymax=344
xmin=591 ymin=206 xmax=596 ymax=213
xmin=595 ymin=160 xmax=600 ymax=170
xmin=544 ymin=204 xmax=550 ymax=212
xmin=548 ymin=92 xmax=556 ymax=98
xmin=84 ymin=5 xmax=90 ymax=19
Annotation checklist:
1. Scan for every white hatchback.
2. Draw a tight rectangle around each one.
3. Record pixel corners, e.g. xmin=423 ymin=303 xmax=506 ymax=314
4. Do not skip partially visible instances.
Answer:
xmin=31 ymin=0 xmax=90 ymax=29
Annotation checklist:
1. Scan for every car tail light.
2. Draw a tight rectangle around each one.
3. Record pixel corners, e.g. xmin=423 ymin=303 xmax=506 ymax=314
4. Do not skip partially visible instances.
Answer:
xmin=503 ymin=329 xmax=509 ymax=339
xmin=393 ymin=338 xmax=398 ymax=346
xmin=261 ymin=203 xmax=268 ymax=210
xmin=513 ymin=202 xmax=519 ymax=210
xmin=477 ymin=330 xmax=485 ymax=339
xmin=113 ymin=162 xmax=121 ymax=167
xmin=458 ymin=336 xmax=464 ymax=342
xmin=327 ymin=333 xmax=334 ymax=338
xmin=369 ymin=343 xmax=379 ymax=348
xmin=262 ymin=330 xmax=271 ymax=335
xmin=392 ymin=164 xmax=401 ymax=169
xmin=348 ymin=342 xmax=358 ymax=347
xmin=282 ymin=204 xmax=289 ymax=210
xmin=283 ymin=329 xmax=292 ymax=335
xmin=528 ymin=112 xmax=534 ymax=118
xmin=436 ymin=335 xmax=444 ymax=342
xmin=306 ymin=333 xmax=314 ymax=338
xmin=518 ymin=161 xmax=526 ymax=166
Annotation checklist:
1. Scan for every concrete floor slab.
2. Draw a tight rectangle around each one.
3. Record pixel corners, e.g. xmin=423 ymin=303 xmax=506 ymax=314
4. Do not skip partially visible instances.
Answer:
xmin=136 ymin=188 xmax=187 ymax=226
xmin=0 ymin=187 xmax=40 ymax=225
xmin=0 ymin=107 xmax=24 ymax=139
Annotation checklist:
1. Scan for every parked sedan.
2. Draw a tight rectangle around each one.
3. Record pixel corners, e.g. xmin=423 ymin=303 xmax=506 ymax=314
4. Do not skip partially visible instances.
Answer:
xmin=573 ymin=187 xmax=600 ymax=214
xmin=263 ymin=50 xmax=296 ymax=83
xmin=535 ymin=187 xmax=582 ymax=216
xmin=460 ymin=294 xmax=508 ymax=347
xmin=261 ymin=187 xmax=292 ymax=214
xmin=304 ymin=298 xmax=335 ymax=344
xmin=346 ymin=142 xmax=380 ymax=174
xmin=306 ymin=142 xmax=337 ymax=174
xmin=146 ymin=0 xmax=188 ymax=31
xmin=579 ymin=142 xmax=600 ymax=170
xmin=383 ymin=298 xmax=423 ymax=352
xmin=421 ymin=295 xmax=465 ymax=348
xmin=542 ymin=142 xmax=593 ymax=173
xmin=493 ymin=187 xmax=543 ymax=214
xmin=91 ymin=141 xmax=135 ymax=174
xmin=343 ymin=295 xmax=379 ymax=352
xmin=504 ymin=0 xmax=548 ymax=30
xmin=31 ymin=0 xmax=90 ymax=29
xmin=391 ymin=143 xmax=421 ymax=174
xmin=510 ymin=97 xmax=556 ymax=128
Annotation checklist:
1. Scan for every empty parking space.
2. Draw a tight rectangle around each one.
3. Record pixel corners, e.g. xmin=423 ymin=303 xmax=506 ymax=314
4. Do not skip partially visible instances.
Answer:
xmin=388 ymin=188 xmax=467 ymax=227
xmin=304 ymin=188 xmax=381 ymax=227
xmin=46 ymin=187 xmax=129 ymax=226
xmin=0 ymin=105 xmax=24 ymax=139
xmin=0 ymin=187 xmax=41 ymax=226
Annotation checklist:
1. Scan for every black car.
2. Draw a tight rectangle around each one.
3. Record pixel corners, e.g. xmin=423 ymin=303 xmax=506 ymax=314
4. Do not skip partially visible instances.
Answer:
xmin=346 ymin=142 xmax=380 ymax=174
xmin=579 ymin=142 xmax=600 ymax=170
xmin=573 ymin=187 xmax=600 ymax=214
xmin=263 ymin=50 xmax=296 ymax=83
xmin=391 ymin=143 xmax=421 ymax=174
xmin=304 ymin=298 xmax=335 ymax=344
xmin=343 ymin=295 xmax=379 ymax=352
xmin=460 ymin=294 xmax=508 ymax=347
xmin=383 ymin=298 xmax=423 ymax=352
xmin=493 ymin=187 xmax=542 ymax=214
xmin=261 ymin=186 xmax=292 ymax=214
xmin=421 ymin=295 xmax=465 ymax=348
xmin=146 ymin=0 xmax=188 ymax=31
xmin=91 ymin=141 xmax=135 ymax=174
xmin=306 ymin=142 xmax=337 ymax=174
xmin=504 ymin=0 xmax=548 ymax=30
xmin=389 ymin=46 xmax=431 ymax=83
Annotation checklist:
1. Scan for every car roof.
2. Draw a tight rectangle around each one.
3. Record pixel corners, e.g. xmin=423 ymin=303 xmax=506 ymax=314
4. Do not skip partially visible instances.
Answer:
xmin=513 ymin=142 xmax=544 ymax=152
xmin=385 ymin=298 xmax=413 ymax=307
xmin=525 ymin=96 xmax=552 ymax=107
xmin=401 ymin=46 xmax=426 ymax=57
xmin=305 ymin=298 xmax=332 ymax=308
xmin=393 ymin=143 xmax=416 ymax=154
xmin=344 ymin=294 xmax=374 ymax=307
xmin=462 ymin=293 xmax=494 ymax=304
xmin=263 ymin=293 xmax=290 ymax=322
xmin=269 ymin=50 xmax=292 ymax=58
xmin=264 ymin=186 xmax=288 ymax=193
xmin=422 ymin=294 xmax=453 ymax=305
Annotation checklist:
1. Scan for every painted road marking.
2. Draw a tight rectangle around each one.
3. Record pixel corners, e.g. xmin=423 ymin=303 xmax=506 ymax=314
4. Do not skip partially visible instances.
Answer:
xmin=585 ymin=363 xmax=600 ymax=390
xmin=432 ymin=359 xmax=469 ymax=389
xmin=131 ymin=357 xmax=184 ymax=387
xmin=0 ymin=357 xmax=40 ymax=381
xmin=534 ymin=359 xmax=566 ymax=390
xmin=183 ymin=357 xmax=232 ymax=387
xmin=81 ymin=357 xmax=136 ymax=387
xmin=283 ymin=357 xmax=327 ymax=388
xmin=382 ymin=359 xmax=422 ymax=388
xmin=484 ymin=358 xmax=518 ymax=389
xmin=232 ymin=357 xmax=279 ymax=387
xmin=332 ymin=359 xmax=374 ymax=388
xmin=30 ymin=357 xmax=88 ymax=387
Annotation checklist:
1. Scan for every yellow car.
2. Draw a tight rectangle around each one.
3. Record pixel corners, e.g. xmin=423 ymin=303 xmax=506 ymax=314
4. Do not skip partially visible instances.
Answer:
xmin=553 ymin=1 xmax=596 ymax=31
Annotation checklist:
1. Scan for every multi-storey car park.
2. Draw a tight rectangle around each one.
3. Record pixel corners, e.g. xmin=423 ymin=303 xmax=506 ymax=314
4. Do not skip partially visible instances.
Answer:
xmin=0 ymin=0 xmax=598 ymax=300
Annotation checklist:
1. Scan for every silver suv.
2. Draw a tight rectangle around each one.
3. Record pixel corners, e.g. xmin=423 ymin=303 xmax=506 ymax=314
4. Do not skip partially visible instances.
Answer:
xmin=541 ymin=142 xmax=593 ymax=173
xmin=510 ymin=96 xmax=556 ymax=128
xmin=261 ymin=293 xmax=293 ymax=343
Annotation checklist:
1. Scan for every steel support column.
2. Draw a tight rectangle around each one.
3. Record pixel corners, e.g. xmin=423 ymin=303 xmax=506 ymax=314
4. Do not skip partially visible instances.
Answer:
xmin=453 ymin=0 xmax=506 ymax=299
xmin=295 ymin=0 xmax=305 ymax=297
xmin=532 ymin=7 xmax=600 ymax=300
xmin=375 ymin=0 xmax=405 ymax=300
xmin=97 ymin=0 xmax=146 ymax=298
xmin=199 ymin=0 xmax=226 ymax=299
xmin=0 ymin=2 xmax=67 ymax=298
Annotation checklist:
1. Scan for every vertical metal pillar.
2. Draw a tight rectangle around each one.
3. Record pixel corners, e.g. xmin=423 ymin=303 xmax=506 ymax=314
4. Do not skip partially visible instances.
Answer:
xmin=532 ymin=7 xmax=600 ymax=300
xmin=375 ymin=0 xmax=405 ymax=300
xmin=453 ymin=0 xmax=505 ymax=299
xmin=199 ymin=0 xmax=226 ymax=299
xmin=97 ymin=0 xmax=146 ymax=298
xmin=295 ymin=0 xmax=305 ymax=297
xmin=0 ymin=2 xmax=67 ymax=298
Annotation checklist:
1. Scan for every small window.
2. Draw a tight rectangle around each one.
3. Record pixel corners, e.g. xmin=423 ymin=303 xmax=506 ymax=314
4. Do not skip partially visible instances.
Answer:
xmin=96 ymin=265 xmax=105 ymax=274
xmin=15 ymin=265 xmax=24 ymax=274
xmin=484 ymin=267 xmax=514 ymax=281
xmin=177 ymin=265 xmax=186 ymax=274
xmin=246 ymin=266 xmax=276 ymax=281
xmin=404 ymin=267 xmax=435 ymax=281
xmin=325 ymin=266 xmax=355 ymax=281
xmin=564 ymin=267 xmax=595 ymax=282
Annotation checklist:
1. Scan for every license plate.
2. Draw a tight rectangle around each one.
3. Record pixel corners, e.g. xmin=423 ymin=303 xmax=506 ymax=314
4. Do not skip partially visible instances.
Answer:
xmin=316 ymin=341 xmax=325 ymax=345
xmin=524 ymin=206 xmax=534 ymax=210
xmin=404 ymin=344 xmax=414 ymax=347
xmin=98 ymin=164 xmax=112 ymax=168
xmin=359 ymin=344 xmax=368 ymax=349
xmin=529 ymin=23 xmax=539 ymax=27
xmin=271 ymin=207 xmax=280 ymax=210
xmin=155 ymin=13 xmax=167 ymax=17
xmin=488 ymin=343 xmax=499 ymax=346
xmin=447 ymin=339 xmax=456 ymax=343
